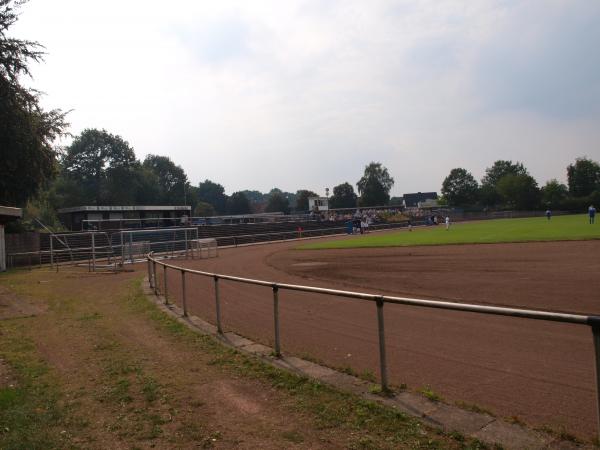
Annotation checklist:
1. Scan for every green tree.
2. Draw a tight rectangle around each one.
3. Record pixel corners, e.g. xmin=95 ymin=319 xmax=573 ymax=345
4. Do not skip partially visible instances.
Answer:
xmin=295 ymin=190 xmax=318 ymax=212
xmin=441 ymin=168 xmax=479 ymax=207
xmin=240 ymin=190 xmax=266 ymax=213
xmin=480 ymin=160 xmax=529 ymax=207
xmin=265 ymin=192 xmax=290 ymax=214
xmin=496 ymin=174 xmax=540 ymax=210
xmin=481 ymin=160 xmax=528 ymax=187
xmin=567 ymin=157 xmax=600 ymax=197
xmin=193 ymin=201 xmax=216 ymax=217
xmin=541 ymin=179 xmax=568 ymax=207
xmin=357 ymin=162 xmax=394 ymax=206
xmin=143 ymin=155 xmax=188 ymax=205
xmin=197 ymin=180 xmax=227 ymax=214
xmin=269 ymin=188 xmax=296 ymax=208
xmin=329 ymin=182 xmax=357 ymax=208
xmin=0 ymin=0 xmax=68 ymax=206
xmin=226 ymin=191 xmax=251 ymax=215
xmin=62 ymin=129 xmax=138 ymax=204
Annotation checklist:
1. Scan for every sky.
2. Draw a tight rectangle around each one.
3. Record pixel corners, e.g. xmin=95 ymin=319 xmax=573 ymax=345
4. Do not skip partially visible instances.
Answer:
xmin=11 ymin=0 xmax=600 ymax=197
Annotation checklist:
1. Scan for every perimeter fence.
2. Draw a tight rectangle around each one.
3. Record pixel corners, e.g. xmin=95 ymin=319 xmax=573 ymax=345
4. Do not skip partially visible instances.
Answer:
xmin=7 ymin=228 xmax=201 ymax=271
xmin=146 ymin=252 xmax=600 ymax=438
xmin=6 ymin=221 xmax=412 ymax=269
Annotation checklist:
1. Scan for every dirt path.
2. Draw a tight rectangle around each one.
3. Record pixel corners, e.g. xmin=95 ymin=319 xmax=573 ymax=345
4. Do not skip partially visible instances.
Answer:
xmin=1 ymin=267 xmax=439 ymax=449
xmin=167 ymin=239 xmax=600 ymax=439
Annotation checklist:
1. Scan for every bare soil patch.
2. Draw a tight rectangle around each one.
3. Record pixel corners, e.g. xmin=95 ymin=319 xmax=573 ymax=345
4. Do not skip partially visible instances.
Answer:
xmin=0 ymin=284 xmax=46 ymax=319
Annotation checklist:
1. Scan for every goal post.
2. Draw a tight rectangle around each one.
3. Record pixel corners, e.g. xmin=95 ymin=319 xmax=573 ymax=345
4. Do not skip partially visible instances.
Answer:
xmin=188 ymin=238 xmax=218 ymax=259
xmin=117 ymin=227 xmax=199 ymax=262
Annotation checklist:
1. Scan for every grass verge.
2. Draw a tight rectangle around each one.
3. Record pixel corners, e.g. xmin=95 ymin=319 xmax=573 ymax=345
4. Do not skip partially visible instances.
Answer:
xmin=0 ymin=322 xmax=73 ymax=449
xmin=129 ymin=279 xmax=499 ymax=449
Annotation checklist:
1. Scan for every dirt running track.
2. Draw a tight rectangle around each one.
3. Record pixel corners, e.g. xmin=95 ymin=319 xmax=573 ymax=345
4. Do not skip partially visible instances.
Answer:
xmin=164 ymin=237 xmax=600 ymax=438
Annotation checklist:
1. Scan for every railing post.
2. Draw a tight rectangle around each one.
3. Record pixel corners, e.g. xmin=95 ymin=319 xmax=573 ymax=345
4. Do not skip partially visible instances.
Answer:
xmin=184 ymin=229 xmax=189 ymax=259
xmin=163 ymin=265 xmax=168 ymax=304
xmin=376 ymin=296 xmax=389 ymax=392
xmin=273 ymin=285 xmax=281 ymax=357
xmin=591 ymin=325 xmax=600 ymax=440
xmin=181 ymin=270 xmax=188 ymax=317
xmin=152 ymin=260 xmax=157 ymax=295
xmin=50 ymin=236 xmax=54 ymax=269
xmin=214 ymin=276 xmax=223 ymax=334
xmin=147 ymin=259 xmax=152 ymax=286
xmin=91 ymin=232 xmax=96 ymax=272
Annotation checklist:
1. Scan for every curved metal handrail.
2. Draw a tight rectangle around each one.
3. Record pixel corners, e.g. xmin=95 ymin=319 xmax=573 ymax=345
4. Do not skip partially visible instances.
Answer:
xmin=145 ymin=251 xmax=600 ymax=437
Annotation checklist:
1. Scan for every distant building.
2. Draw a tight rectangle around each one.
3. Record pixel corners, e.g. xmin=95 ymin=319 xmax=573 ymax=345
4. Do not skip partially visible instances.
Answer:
xmin=308 ymin=197 xmax=329 ymax=212
xmin=0 ymin=206 xmax=22 ymax=272
xmin=58 ymin=205 xmax=191 ymax=230
xmin=402 ymin=192 xmax=438 ymax=208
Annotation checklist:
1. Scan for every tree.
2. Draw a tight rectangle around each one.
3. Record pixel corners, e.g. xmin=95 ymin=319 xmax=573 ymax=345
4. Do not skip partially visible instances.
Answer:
xmin=357 ymin=162 xmax=394 ymax=207
xmin=295 ymin=190 xmax=318 ymax=212
xmin=143 ymin=155 xmax=188 ymax=205
xmin=480 ymin=160 xmax=529 ymax=207
xmin=567 ymin=157 xmax=600 ymax=197
xmin=0 ymin=0 xmax=68 ymax=206
xmin=62 ymin=129 xmax=137 ymax=204
xmin=269 ymin=188 xmax=296 ymax=208
xmin=329 ymin=182 xmax=357 ymax=208
xmin=541 ymin=179 xmax=568 ymax=207
xmin=265 ymin=192 xmax=290 ymax=214
xmin=240 ymin=190 xmax=265 ymax=204
xmin=441 ymin=168 xmax=479 ymax=207
xmin=193 ymin=201 xmax=216 ymax=217
xmin=481 ymin=160 xmax=528 ymax=187
xmin=226 ymin=191 xmax=251 ymax=215
xmin=496 ymin=174 xmax=540 ymax=210
xmin=197 ymin=180 xmax=227 ymax=214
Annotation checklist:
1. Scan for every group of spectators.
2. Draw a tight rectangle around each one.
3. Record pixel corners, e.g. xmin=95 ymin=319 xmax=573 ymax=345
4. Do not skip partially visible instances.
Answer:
xmin=309 ymin=208 xmax=401 ymax=223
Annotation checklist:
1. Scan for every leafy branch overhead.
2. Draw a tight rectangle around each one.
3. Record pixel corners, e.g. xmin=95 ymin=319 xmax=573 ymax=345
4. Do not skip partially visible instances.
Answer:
xmin=0 ymin=0 xmax=68 ymax=206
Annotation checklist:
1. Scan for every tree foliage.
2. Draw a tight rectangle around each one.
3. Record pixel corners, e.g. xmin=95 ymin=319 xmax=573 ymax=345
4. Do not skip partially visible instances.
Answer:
xmin=61 ymin=129 xmax=137 ymax=204
xmin=226 ymin=191 xmax=251 ymax=215
xmin=329 ymin=182 xmax=357 ymax=208
xmin=481 ymin=160 xmax=528 ymax=187
xmin=541 ymin=179 xmax=568 ymax=207
xmin=480 ymin=160 xmax=529 ymax=207
xmin=357 ymin=162 xmax=394 ymax=207
xmin=567 ymin=157 xmax=600 ymax=197
xmin=441 ymin=168 xmax=479 ymax=207
xmin=496 ymin=174 xmax=540 ymax=210
xmin=197 ymin=180 xmax=227 ymax=214
xmin=143 ymin=154 xmax=188 ymax=205
xmin=265 ymin=192 xmax=290 ymax=214
xmin=193 ymin=201 xmax=216 ymax=217
xmin=0 ymin=0 xmax=68 ymax=206
xmin=295 ymin=190 xmax=318 ymax=212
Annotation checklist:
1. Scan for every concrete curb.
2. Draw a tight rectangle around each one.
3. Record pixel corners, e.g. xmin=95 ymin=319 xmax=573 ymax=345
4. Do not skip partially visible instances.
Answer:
xmin=142 ymin=277 xmax=592 ymax=450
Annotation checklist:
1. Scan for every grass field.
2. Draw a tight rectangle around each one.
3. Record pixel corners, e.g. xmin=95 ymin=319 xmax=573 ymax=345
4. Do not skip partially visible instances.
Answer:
xmin=301 ymin=214 xmax=600 ymax=249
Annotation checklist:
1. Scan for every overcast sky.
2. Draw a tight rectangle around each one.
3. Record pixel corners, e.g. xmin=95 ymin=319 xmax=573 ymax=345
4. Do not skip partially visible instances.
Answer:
xmin=12 ymin=0 xmax=600 ymax=197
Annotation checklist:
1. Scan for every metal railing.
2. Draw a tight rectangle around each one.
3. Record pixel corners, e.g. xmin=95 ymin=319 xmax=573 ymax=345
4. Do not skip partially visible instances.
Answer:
xmin=146 ymin=252 xmax=600 ymax=437
xmin=5 ymin=221 xmax=411 ymax=269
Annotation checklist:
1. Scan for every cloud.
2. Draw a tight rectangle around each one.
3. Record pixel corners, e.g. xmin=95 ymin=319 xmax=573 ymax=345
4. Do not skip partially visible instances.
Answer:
xmin=10 ymin=0 xmax=600 ymax=196
xmin=471 ymin=1 xmax=600 ymax=119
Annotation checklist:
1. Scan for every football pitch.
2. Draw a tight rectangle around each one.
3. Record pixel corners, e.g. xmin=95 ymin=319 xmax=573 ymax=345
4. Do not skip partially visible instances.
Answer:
xmin=301 ymin=214 xmax=600 ymax=249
